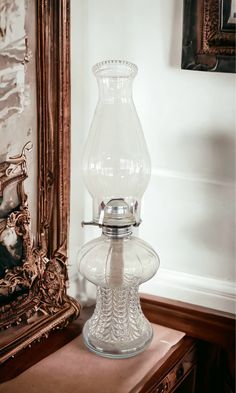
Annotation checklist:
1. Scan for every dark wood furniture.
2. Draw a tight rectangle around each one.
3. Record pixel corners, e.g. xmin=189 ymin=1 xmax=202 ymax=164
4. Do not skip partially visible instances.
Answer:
xmin=133 ymin=336 xmax=197 ymax=393
xmin=141 ymin=294 xmax=235 ymax=393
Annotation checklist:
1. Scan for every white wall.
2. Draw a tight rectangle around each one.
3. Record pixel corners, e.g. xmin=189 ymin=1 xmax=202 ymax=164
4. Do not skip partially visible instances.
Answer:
xmin=70 ymin=0 xmax=236 ymax=312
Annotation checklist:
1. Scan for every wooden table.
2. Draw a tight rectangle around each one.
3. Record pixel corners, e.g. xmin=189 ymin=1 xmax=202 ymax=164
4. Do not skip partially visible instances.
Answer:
xmin=0 ymin=308 xmax=197 ymax=393
xmin=1 ymin=294 xmax=235 ymax=393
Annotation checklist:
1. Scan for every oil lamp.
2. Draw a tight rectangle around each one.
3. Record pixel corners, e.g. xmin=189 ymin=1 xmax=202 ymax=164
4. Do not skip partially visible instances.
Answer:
xmin=77 ymin=60 xmax=160 ymax=358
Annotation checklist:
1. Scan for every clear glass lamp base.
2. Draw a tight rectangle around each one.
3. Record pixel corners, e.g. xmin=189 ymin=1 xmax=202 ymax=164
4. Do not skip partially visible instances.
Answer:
xmin=82 ymin=286 xmax=153 ymax=359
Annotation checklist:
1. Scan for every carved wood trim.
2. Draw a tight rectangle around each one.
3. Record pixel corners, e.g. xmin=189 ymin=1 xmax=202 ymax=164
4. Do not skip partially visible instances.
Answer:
xmin=0 ymin=0 xmax=80 ymax=364
xmin=140 ymin=293 xmax=235 ymax=351
xmin=182 ymin=0 xmax=236 ymax=72
xmin=37 ymin=0 xmax=71 ymax=257
xmin=35 ymin=0 xmax=80 ymax=323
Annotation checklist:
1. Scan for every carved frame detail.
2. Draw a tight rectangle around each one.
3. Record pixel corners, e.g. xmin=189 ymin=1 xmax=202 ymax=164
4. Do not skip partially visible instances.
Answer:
xmin=0 ymin=0 xmax=80 ymax=364
xmin=181 ymin=0 xmax=236 ymax=72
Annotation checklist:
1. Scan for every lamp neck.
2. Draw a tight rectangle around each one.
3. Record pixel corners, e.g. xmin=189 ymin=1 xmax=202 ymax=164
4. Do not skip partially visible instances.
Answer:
xmin=102 ymin=226 xmax=132 ymax=238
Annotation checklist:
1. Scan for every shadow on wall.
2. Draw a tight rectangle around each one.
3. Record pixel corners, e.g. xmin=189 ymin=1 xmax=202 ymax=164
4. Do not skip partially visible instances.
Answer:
xmin=204 ymin=133 xmax=235 ymax=181
xmin=169 ymin=0 xmax=183 ymax=68
xmin=183 ymin=132 xmax=235 ymax=277
xmin=151 ymin=130 xmax=235 ymax=187
xmin=178 ymin=132 xmax=236 ymax=182
xmin=74 ymin=272 xmax=96 ymax=307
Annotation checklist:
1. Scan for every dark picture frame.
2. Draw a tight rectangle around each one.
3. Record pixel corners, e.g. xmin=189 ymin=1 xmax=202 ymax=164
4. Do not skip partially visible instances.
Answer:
xmin=0 ymin=0 xmax=80 ymax=364
xmin=181 ymin=0 xmax=236 ymax=73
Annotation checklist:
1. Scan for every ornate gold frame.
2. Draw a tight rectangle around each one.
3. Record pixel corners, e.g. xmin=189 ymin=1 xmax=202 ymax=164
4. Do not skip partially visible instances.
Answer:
xmin=0 ymin=0 xmax=80 ymax=364
xmin=0 ymin=142 xmax=36 ymax=307
xmin=181 ymin=0 xmax=236 ymax=73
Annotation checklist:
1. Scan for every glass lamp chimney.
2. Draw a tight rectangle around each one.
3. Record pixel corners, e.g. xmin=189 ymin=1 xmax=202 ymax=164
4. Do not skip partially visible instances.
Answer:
xmin=82 ymin=60 xmax=151 ymax=226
